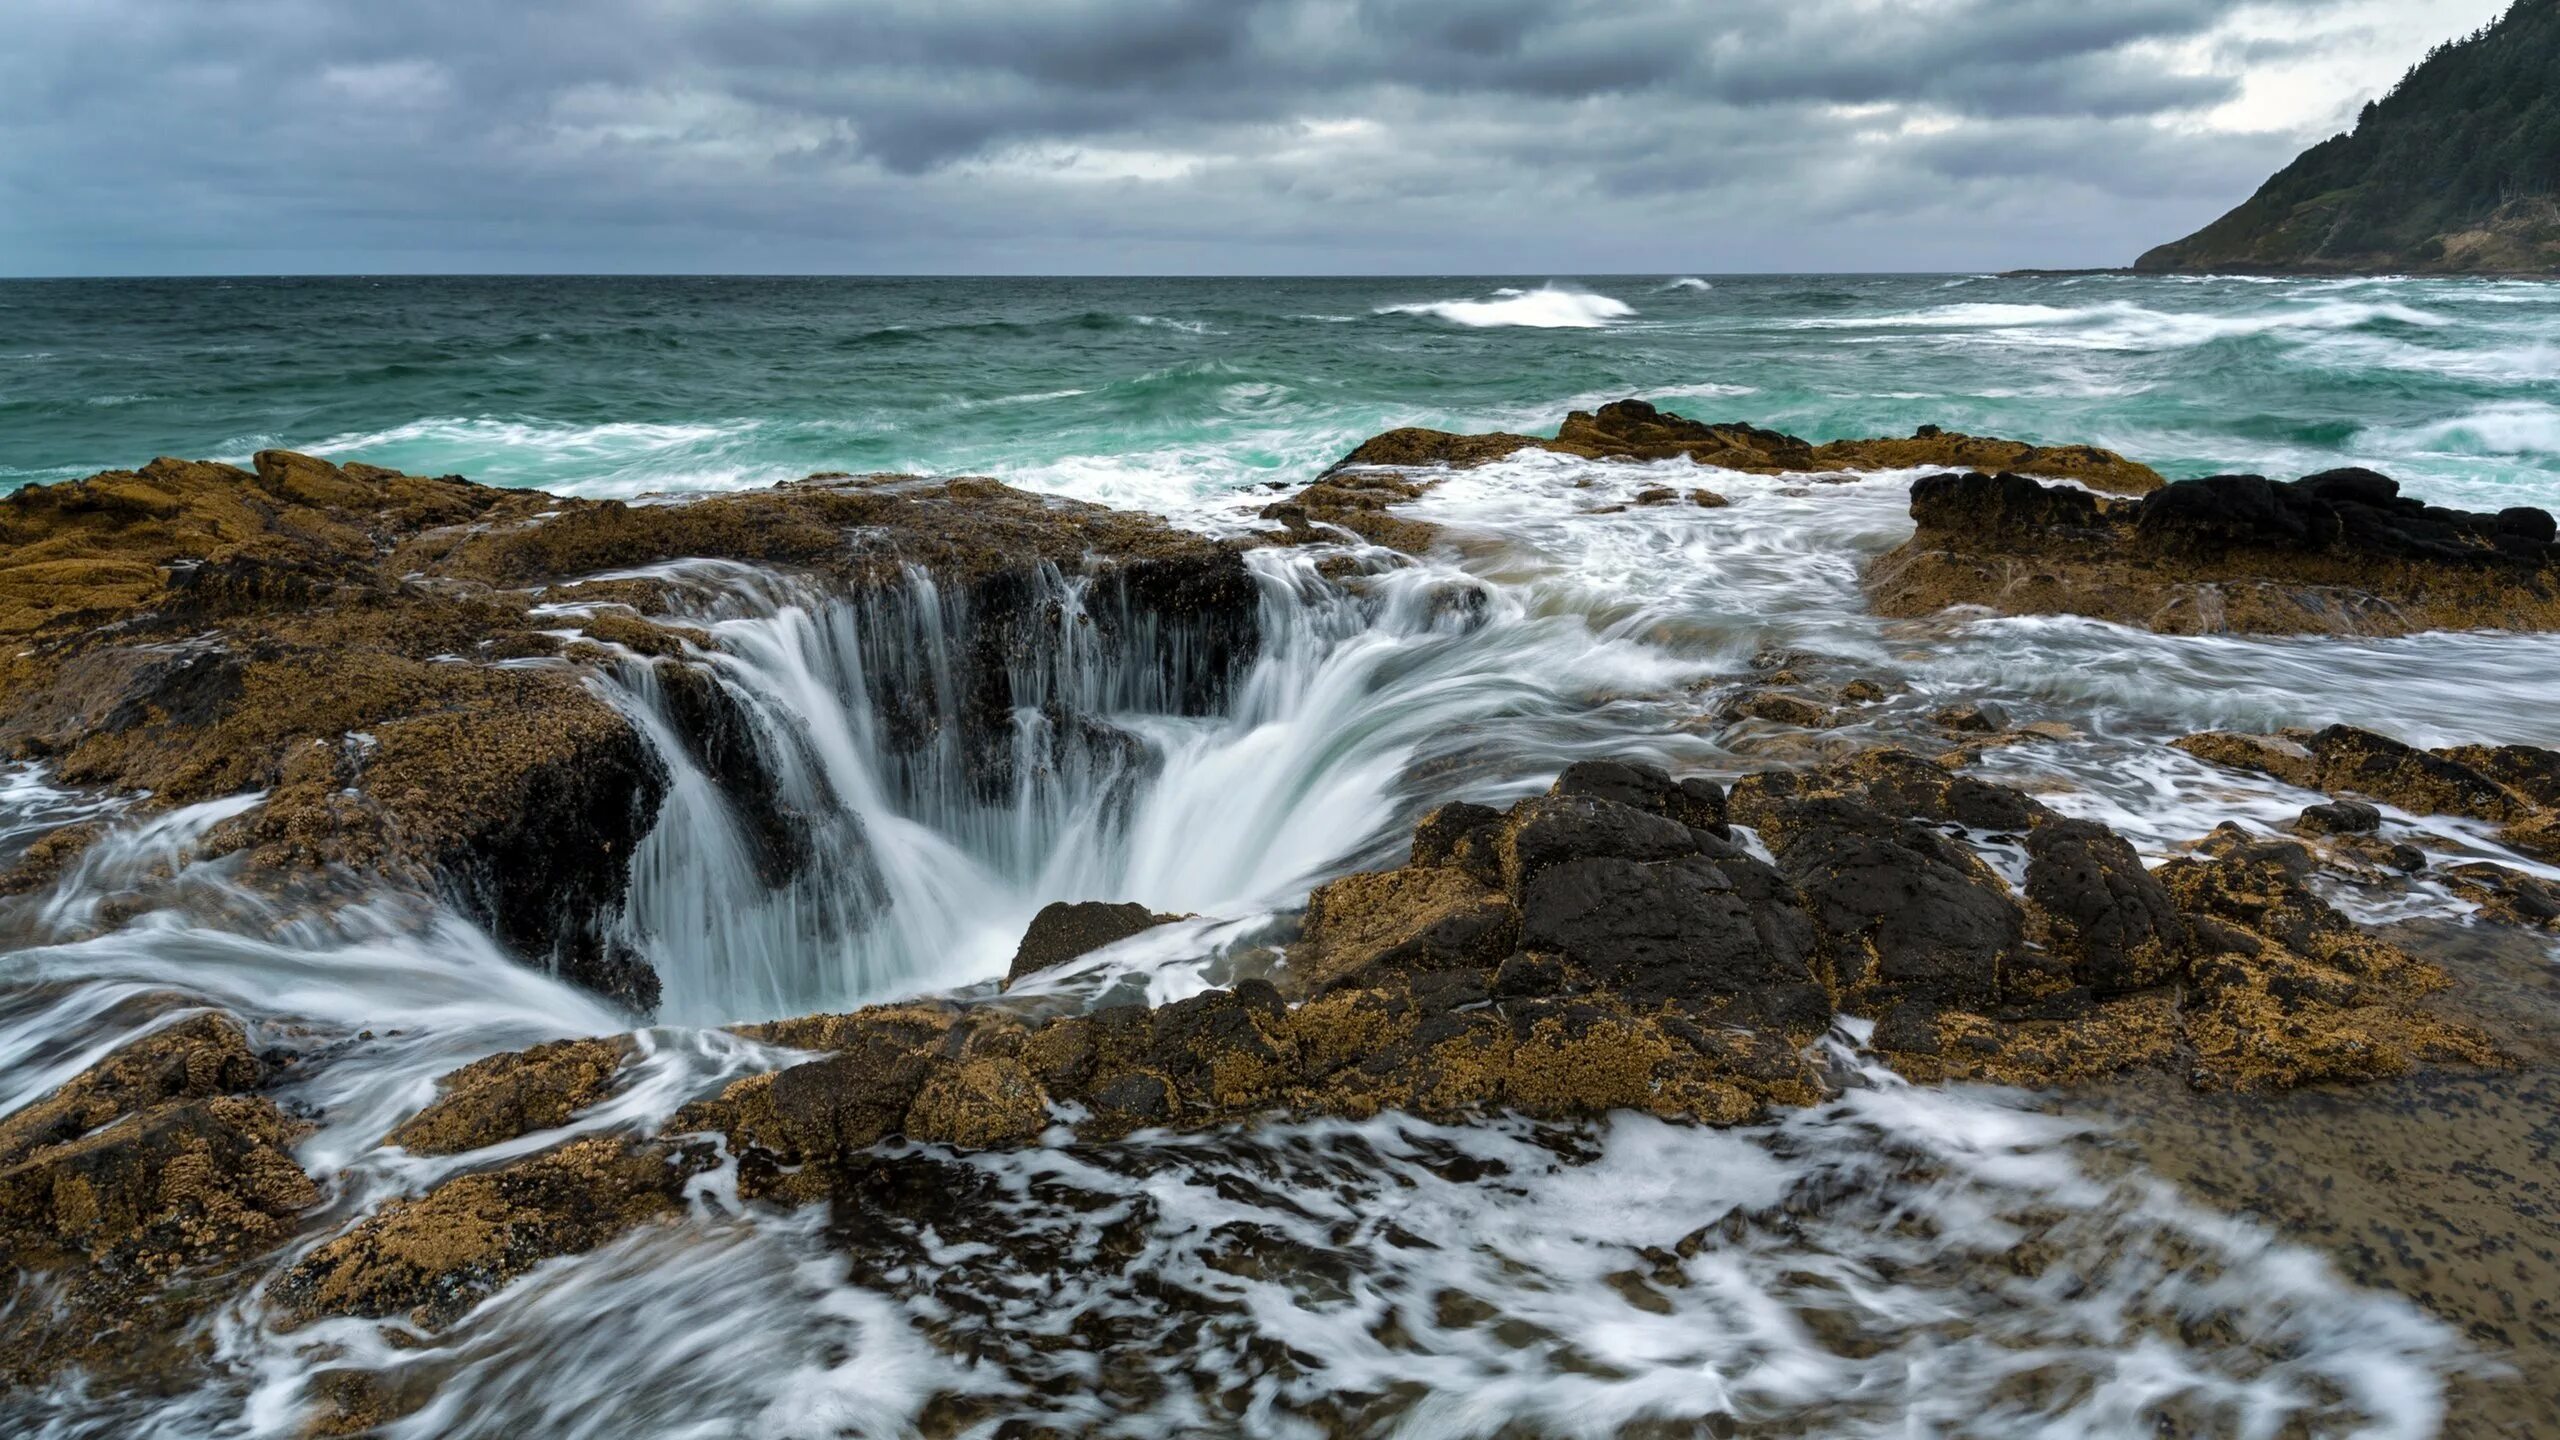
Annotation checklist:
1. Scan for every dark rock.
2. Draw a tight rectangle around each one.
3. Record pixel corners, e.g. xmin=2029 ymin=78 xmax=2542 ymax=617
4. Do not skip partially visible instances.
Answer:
xmin=1872 ymin=465 xmax=2560 ymax=636
xmin=1758 ymin=797 xmax=2022 ymax=1007
xmin=2496 ymin=507 xmax=2559 ymax=545
xmin=1006 ymin=900 xmax=1181 ymax=986
xmin=1549 ymin=757 xmax=1727 ymax=834
xmin=1909 ymin=470 xmax=2104 ymax=538
xmin=2023 ymin=819 xmax=2188 ymax=994
xmin=1516 ymin=855 xmax=1809 ymax=1005
xmin=1496 ymin=793 xmax=1703 ymax=891
xmin=1932 ymin=701 xmax=2010 ymax=734
xmin=1826 ymin=749 xmax=2051 ymax=834
xmin=2294 ymin=799 xmax=2383 ymax=836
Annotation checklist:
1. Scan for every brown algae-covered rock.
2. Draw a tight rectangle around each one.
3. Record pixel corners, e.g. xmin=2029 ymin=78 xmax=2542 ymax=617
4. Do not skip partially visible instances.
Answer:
xmin=264 ymin=742 xmax=2518 ymax=1336
xmin=2176 ymin=726 xmax=2560 ymax=875
xmin=1 ymin=1014 xmax=317 ymax=1390
xmin=0 ymin=452 xmax=1260 ymax=1008
xmin=268 ymin=1135 xmax=714 ymax=1331
xmin=385 ymin=1035 xmax=637 ymax=1156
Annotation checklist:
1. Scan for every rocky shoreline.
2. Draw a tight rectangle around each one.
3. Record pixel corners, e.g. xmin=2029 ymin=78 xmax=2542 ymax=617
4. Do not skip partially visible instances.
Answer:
xmin=5 ymin=408 xmax=2559 ymax=1423
xmin=1871 ymin=465 xmax=2560 ymax=636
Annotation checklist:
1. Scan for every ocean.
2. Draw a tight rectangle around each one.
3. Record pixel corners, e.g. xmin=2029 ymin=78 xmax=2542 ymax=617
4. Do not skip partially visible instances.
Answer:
xmin=5 ymin=273 xmax=2558 ymax=1437
xmin=6 ymin=273 xmax=2558 ymax=511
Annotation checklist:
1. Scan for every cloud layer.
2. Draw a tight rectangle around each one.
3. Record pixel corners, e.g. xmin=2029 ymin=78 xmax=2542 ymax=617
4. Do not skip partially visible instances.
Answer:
xmin=0 ymin=0 xmax=2508 ymax=273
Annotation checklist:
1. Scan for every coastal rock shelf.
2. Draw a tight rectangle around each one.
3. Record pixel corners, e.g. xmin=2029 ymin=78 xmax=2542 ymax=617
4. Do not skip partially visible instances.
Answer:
xmin=11 ymin=750 xmax=2514 ymax=1375
xmin=4 ymin=414 xmax=2557 ymax=1428
xmin=1870 ymin=465 xmax=2560 ymax=636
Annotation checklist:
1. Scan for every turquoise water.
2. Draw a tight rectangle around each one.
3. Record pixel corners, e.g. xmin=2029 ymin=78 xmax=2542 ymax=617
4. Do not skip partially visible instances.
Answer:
xmin=5 ymin=273 xmax=2556 ymax=510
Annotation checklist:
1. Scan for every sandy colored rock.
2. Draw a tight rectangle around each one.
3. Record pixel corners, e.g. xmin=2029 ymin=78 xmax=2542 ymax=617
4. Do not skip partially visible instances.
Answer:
xmin=1297 ymin=865 xmax=1519 ymax=991
xmin=270 ymin=1135 xmax=711 ymax=1331
xmin=386 ymin=1035 xmax=636 ymax=1156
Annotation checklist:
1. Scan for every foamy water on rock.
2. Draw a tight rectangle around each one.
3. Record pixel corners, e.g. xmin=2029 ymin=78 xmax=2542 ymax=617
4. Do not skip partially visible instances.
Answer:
xmin=4 ymin=274 xmax=2558 ymax=1436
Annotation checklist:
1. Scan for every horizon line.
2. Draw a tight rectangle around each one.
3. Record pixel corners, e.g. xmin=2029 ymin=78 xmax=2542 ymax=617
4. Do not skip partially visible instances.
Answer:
xmin=0 ymin=268 xmax=2127 ymax=283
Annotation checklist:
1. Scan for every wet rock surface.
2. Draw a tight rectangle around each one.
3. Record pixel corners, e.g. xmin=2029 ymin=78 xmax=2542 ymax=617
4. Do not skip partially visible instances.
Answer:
xmin=1003 ymin=899 xmax=1183 ymax=986
xmin=0 ymin=453 xmax=1260 ymax=1006
xmin=2178 ymin=724 xmax=2560 ymax=862
xmin=243 ymin=748 xmax=2520 ymax=1342
xmin=0 ymin=1013 xmax=317 ymax=1388
xmin=5 ymin=428 xmax=2553 ymax=1426
xmin=1870 ymin=465 xmax=2560 ymax=635
xmin=1267 ymin=400 xmax=2161 ymax=550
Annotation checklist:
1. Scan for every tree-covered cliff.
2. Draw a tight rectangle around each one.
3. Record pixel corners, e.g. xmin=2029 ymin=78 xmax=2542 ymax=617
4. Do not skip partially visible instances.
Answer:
xmin=2137 ymin=0 xmax=2560 ymax=275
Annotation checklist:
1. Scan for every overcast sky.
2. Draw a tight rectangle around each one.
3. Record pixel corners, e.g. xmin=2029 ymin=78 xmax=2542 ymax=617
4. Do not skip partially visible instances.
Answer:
xmin=0 ymin=0 xmax=2510 ymax=275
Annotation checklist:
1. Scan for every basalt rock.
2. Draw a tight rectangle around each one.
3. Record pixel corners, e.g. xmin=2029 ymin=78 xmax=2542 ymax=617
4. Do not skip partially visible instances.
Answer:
xmin=1272 ymin=402 xmax=2161 ymax=552
xmin=289 ymin=742 xmax=2514 ymax=1336
xmin=1870 ymin=466 xmax=2560 ymax=636
xmin=1004 ymin=900 xmax=1183 ymax=987
xmin=0 ymin=453 xmax=1260 ymax=1009
xmin=2176 ymin=725 xmax=2560 ymax=868
xmin=2022 ymin=819 xmax=2190 ymax=995
xmin=1750 ymin=794 xmax=2023 ymax=1009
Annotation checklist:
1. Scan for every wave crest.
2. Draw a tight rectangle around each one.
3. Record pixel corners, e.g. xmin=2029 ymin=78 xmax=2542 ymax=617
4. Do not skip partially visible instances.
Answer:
xmin=1794 ymin=298 xmax=2451 ymax=351
xmin=1377 ymin=285 xmax=1634 ymax=329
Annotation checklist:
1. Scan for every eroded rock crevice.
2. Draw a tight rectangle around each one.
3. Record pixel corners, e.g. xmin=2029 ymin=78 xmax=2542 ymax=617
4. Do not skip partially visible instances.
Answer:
xmin=0 ymin=453 xmax=1264 ymax=1008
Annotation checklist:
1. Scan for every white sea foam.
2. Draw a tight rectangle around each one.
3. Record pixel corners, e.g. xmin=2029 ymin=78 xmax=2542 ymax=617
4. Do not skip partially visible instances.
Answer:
xmin=2372 ymin=400 xmax=2560 ymax=458
xmin=1796 ymin=297 xmax=2453 ymax=351
xmin=1645 ymin=380 xmax=1758 ymax=400
xmin=1377 ymin=284 xmax=1636 ymax=329
xmin=318 ymin=415 xmax=739 ymax=458
xmin=1660 ymin=276 xmax=1714 ymax=292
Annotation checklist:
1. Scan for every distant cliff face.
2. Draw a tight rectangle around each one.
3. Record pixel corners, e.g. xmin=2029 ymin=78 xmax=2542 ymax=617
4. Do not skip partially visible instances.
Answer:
xmin=2138 ymin=0 xmax=2560 ymax=276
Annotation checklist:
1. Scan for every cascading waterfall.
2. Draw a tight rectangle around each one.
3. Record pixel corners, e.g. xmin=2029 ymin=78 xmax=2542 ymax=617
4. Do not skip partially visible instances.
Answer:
xmin=597 ymin=543 xmax=1691 ymax=1024
xmin=600 ymin=551 xmax=1376 ymax=1021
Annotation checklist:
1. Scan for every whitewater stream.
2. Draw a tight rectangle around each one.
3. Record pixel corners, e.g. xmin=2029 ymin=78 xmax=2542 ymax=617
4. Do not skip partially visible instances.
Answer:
xmin=5 ymin=274 xmax=2559 ymax=1435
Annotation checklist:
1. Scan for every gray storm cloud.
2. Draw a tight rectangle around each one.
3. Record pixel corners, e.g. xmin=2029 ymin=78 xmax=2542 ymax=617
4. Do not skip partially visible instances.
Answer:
xmin=0 ymin=0 xmax=2504 ymax=273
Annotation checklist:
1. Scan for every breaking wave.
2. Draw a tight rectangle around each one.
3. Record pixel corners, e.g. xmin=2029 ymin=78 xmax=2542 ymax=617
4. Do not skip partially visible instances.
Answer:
xmin=1799 ymin=298 xmax=2453 ymax=351
xmin=1377 ymin=285 xmax=1636 ymax=329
